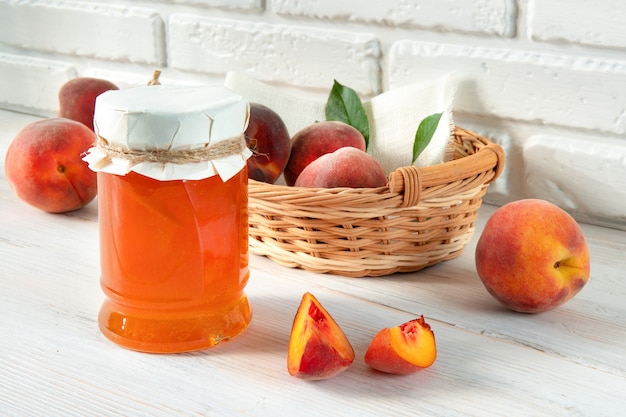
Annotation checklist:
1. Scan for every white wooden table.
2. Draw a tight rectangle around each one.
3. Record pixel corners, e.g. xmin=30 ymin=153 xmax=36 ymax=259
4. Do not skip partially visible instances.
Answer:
xmin=1 ymin=109 xmax=625 ymax=417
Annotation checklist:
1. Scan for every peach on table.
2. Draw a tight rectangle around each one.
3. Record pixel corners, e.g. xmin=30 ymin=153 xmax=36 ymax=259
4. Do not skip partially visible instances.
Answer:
xmin=475 ymin=198 xmax=590 ymax=314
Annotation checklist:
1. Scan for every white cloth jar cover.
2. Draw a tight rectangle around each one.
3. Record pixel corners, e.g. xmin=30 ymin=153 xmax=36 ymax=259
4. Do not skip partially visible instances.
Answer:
xmin=84 ymin=84 xmax=251 ymax=182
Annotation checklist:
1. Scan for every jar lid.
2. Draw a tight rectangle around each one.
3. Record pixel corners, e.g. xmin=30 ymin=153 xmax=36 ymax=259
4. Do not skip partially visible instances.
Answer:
xmin=83 ymin=84 xmax=251 ymax=181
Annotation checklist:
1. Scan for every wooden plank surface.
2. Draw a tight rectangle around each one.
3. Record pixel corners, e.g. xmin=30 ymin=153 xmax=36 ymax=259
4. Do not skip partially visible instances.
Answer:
xmin=1 ymin=110 xmax=625 ymax=416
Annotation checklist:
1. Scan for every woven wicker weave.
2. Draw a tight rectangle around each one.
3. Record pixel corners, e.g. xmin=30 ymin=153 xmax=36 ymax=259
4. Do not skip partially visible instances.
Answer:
xmin=248 ymin=126 xmax=505 ymax=277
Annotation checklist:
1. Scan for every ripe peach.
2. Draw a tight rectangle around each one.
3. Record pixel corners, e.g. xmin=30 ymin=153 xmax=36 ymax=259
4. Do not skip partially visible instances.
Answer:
xmin=284 ymin=121 xmax=366 ymax=186
xmin=294 ymin=147 xmax=387 ymax=188
xmin=244 ymin=103 xmax=291 ymax=184
xmin=4 ymin=118 xmax=97 ymax=213
xmin=58 ymin=77 xmax=118 ymax=131
xmin=364 ymin=316 xmax=437 ymax=375
xmin=475 ymin=199 xmax=590 ymax=313
xmin=287 ymin=292 xmax=355 ymax=380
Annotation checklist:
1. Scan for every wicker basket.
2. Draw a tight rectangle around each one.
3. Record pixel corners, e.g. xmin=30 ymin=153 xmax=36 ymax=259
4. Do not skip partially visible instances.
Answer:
xmin=248 ymin=126 xmax=505 ymax=277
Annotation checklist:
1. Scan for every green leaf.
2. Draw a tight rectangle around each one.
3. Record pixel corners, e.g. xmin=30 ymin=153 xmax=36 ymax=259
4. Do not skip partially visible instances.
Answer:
xmin=325 ymin=80 xmax=370 ymax=148
xmin=412 ymin=112 xmax=443 ymax=164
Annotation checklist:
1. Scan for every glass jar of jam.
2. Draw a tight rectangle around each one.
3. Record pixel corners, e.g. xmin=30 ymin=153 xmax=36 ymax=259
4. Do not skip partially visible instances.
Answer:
xmin=84 ymin=83 xmax=252 ymax=353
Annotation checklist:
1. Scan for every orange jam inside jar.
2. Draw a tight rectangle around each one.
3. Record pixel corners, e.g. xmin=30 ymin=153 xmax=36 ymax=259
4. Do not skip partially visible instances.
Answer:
xmin=85 ymin=83 xmax=253 ymax=353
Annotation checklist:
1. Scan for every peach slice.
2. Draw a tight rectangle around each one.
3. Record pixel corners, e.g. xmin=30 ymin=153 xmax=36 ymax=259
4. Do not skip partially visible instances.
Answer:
xmin=287 ymin=292 xmax=355 ymax=380
xmin=364 ymin=316 xmax=436 ymax=375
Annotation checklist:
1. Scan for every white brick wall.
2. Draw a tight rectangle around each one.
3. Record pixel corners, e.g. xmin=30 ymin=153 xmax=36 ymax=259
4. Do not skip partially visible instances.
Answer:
xmin=168 ymin=14 xmax=382 ymax=94
xmin=529 ymin=0 xmax=626 ymax=49
xmin=0 ymin=0 xmax=625 ymax=230
xmin=389 ymin=41 xmax=626 ymax=134
xmin=272 ymin=0 xmax=518 ymax=37
xmin=0 ymin=53 xmax=75 ymax=114
xmin=0 ymin=0 xmax=166 ymax=65
xmin=166 ymin=0 xmax=263 ymax=12
xmin=524 ymin=134 xmax=626 ymax=228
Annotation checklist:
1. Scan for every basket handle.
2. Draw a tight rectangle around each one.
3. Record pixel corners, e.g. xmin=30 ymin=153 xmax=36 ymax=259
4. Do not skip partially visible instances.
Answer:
xmin=387 ymin=142 xmax=505 ymax=207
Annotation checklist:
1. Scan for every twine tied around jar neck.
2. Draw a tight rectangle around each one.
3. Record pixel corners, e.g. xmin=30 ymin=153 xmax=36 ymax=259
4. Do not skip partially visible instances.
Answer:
xmin=94 ymin=134 xmax=247 ymax=165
